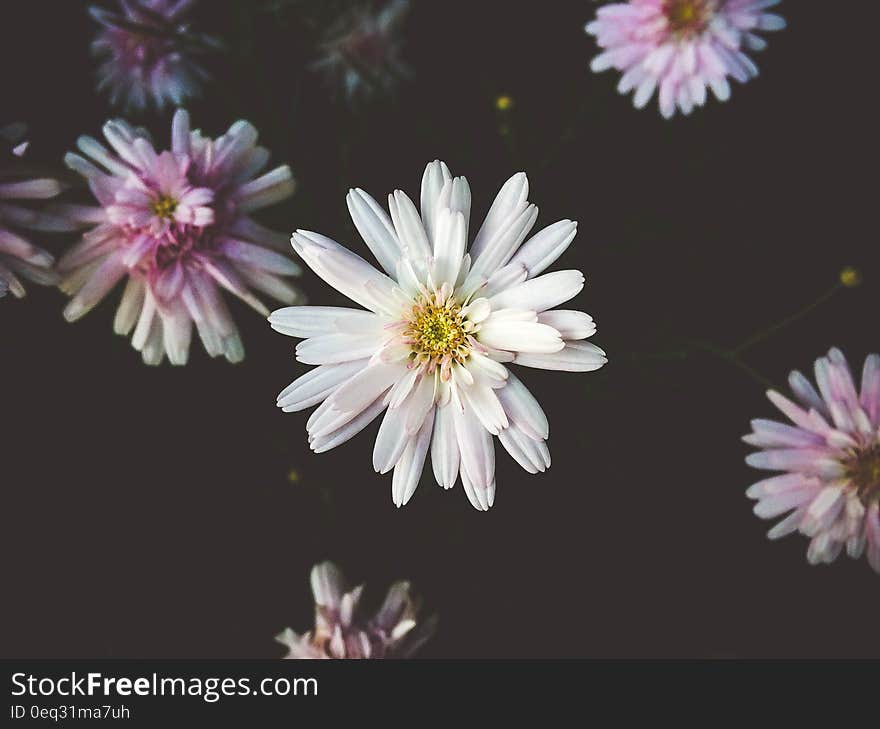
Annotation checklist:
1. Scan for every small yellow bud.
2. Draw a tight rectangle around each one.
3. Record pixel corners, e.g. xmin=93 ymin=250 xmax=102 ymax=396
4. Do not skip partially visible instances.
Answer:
xmin=495 ymin=95 xmax=514 ymax=112
xmin=287 ymin=469 xmax=301 ymax=484
xmin=840 ymin=267 xmax=862 ymax=288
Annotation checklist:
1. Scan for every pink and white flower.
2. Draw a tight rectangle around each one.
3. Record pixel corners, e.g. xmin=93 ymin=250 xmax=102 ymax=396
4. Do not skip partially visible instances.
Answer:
xmin=745 ymin=348 xmax=880 ymax=574
xmin=275 ymin=561 xmax=435 ymax=659
xmin=90 ymin=0 xmax=218 ymax=111
xmin=0 ymin=125 xmax=72 ymax=299
xmin=313 ymin=0 xmax=411 ymax=101
xmin=586 ymin=1 xmax=786 ymax=118
xmin=271 ymin=160 xmax=606 ymax=510
xmin=59 ymin=109 xmax=300 ymax=365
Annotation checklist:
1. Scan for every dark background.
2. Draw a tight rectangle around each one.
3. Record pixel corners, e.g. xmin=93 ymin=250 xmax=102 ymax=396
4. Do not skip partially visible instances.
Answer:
xmin=1 ymin=1 xmax=877 ymax=658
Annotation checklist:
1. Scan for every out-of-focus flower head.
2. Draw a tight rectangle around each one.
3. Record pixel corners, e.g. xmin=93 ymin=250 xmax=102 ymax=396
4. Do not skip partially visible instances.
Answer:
xmin=275 ymin=561 xmax=436 ymax=658
xmin=313 ymin=0 xmax=411 ymax=102
xmin=745 ymin=348 xmax=880 ymax=574
xmin=90 ymin=0 xmax=221 ymax=111
xmin=586 ymin=1 xmax=786 ymax=118
xmin=0 ymin=124 xmax=74 ymax=299
xmin=58 ymin=109 xmax=300 ymax=365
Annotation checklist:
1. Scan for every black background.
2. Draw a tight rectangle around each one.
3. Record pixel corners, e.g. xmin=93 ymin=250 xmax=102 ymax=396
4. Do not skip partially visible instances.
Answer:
xmin=1 ymin=1 xmax=877 ymax=658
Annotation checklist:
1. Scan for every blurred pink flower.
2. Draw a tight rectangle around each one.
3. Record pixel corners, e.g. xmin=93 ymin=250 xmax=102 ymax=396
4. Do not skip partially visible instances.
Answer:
xmin=271 ymin=161 xmax=606 ymax=510
xmin=314 ymin=0 xmax=411 ymax=101
xmin=0 ymin=124 xmax=73 ymax=299
xmin=745 ymin=348 xmax=880 ymax=574
xmin=90 ymin=0 xmax=219 ymax=111
xmin=275 ymin=561 xmax=435 ymax=659
xmin=59 ymin=109 xmax=300 ymax=365
xmin=586 ymin=0 xmax=786 ymax=118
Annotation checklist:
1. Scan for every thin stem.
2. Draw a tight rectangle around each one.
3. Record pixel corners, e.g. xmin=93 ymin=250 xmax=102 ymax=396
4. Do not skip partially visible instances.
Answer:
xmin=697 ymin=342 xmax=775 ymax=389
xmin=730 ymin=283 xmax=842 ymax=356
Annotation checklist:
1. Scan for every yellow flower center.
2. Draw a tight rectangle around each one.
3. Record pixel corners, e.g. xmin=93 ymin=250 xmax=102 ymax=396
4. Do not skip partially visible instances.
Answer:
xmin=664 ymin=0 xmax=714 ymax=34
xmin=152 ymin=195 xmax=178 ymax=220
xmin=408 ymin=304 xmax=466 ymax=359
xmin=401 ymin=294 xmax=475 ymax=379
xmin=845 ymin=443 xmax=880 ymax=506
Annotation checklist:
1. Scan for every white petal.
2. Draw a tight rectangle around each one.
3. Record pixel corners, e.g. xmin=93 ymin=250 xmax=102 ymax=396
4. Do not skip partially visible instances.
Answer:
xmin=495 ymin=371 xmax=549 ymax=439
xmin=347 ymin=187 xmax=401 ymax=277
xmin=509 ymin=220 xmax=577 ymax=278
xmin=470 ymin=172 xmax=529 ymax=259
xmin=291 ymin=230 xmax=399 ymax=315
xmin=488 ymin=270 xmax=584 ymax=312
xmin=437 ymin=176 xmax=472 ymax=238
xmin=454 ymin=405 xmax=495 ymax=490
xmin=330 ymin=361 xmax=405 ymax=414
xmin=296 ymin=332 xmax=381 ymax=365
xmin=431 ymin=405 xmax=460 ymax=489
xmin=482 ymin=261 xmax=529 ymax=298
xmin=374 ymin=403 xmax=415 ymax=473
xmin=403 ymin=372 xmax=436 ymax=434
xmin=537 ymin=310 xmax=596 ymax=340
xmin=310 ymin=395 xmax=386 ymax=453
xmin=461 ymin=296 xmax=491 ymax=323
xmin=269 ymin=306 xmax=381 ymax=338
xmin=479 ymin=316 xmax=564 ymax=354
xmin=392 ymin=411 xmax=435 ymax=507
xmin=514 ymin=341 xmax=607 ymax=372
xmin=467 ymin=351 xmax=509 ymax=385
xmin=388 ymin=190 xmax=431 ymax=263
xmin=462 ymin=383 xmax=509 ymax=435
xmin=499 ymin=424 xmax=550 ymax=473
xmin=277 ymin=359 xmax=368 ymax=412
xmin=431 ymin=208 xmax=467 ymax=288
xmin=460 ymin=464 xmax=491 ymax=511
xmin=468 ymin=203 xmax=538 ymax=280
xmin=420 ymin=159 xmax=452 ymax=245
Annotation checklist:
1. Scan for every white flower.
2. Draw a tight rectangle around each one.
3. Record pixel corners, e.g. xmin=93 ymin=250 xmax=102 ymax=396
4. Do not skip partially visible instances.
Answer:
xmin=271 ymin=161 xmax=607 ymax=510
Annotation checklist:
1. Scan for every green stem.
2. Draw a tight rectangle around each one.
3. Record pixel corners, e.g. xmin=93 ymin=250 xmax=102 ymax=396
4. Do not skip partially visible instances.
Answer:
xmin=697 ymin=342 xmax=775 ymax=389
xmin=729 ymin=283 xmax=842 ymax=356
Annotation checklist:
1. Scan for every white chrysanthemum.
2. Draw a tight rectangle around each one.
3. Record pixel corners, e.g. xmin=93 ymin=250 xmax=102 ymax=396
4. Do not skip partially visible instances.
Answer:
xmin=271 ymin=161 xmax=607 ymax=510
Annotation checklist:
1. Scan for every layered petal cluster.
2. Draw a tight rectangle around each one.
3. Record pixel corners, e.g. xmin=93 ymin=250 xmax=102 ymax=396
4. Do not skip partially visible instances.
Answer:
xmin=90 ymin=0 xmax=219 ymax=111
xmin=586 ymin=0 xmax=786 ymax=118
xmin=745 ymin=349 xmax=880 ymax=573
xmin=59 ymin=109 xmax=299 ymax=365
xmin=275 ymin=561 xmax=435 ymax=659
xmin=0 ymin=124 xmax=74 ymax=299
xmin=313 ymin=0 xmax=411 ymax=101
xmin=272 ymin=160 xmax=606 ymax=509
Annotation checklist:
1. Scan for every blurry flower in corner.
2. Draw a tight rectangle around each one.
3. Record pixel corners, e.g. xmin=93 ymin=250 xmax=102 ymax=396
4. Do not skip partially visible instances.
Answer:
xmin=586 ymin=1 xmax=786 ymax=118
xmin=0 ymin=124 xmax=76 ymax=299
xmin=58 ymin=109 xmax=300 ymax=365
xmin=313 ymin=0 xmax=411 ymax=102
xmin=270 ymin=161 xmax=606 ymax=510
xmin=89 ymin=0 xmax=221 ymax=112
xmin=275 ymin=561 xmax=436 ymax=659
xmin=745 ymin=348 xmax=880 ymax=574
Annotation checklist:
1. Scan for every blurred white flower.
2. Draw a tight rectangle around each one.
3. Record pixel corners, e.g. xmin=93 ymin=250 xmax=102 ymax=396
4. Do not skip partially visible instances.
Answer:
xmin=276 ymin=561 xmax=435 ymax=658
